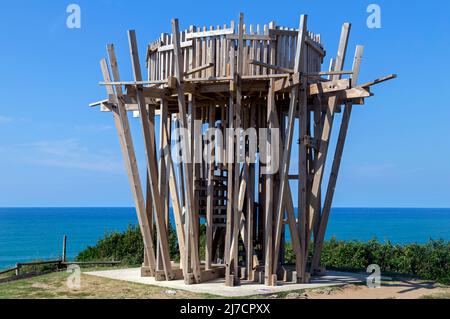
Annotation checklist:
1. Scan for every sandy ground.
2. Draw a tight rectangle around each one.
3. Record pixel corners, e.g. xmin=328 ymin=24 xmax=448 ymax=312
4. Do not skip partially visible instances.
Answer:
xmin=299 ymin=280 xmax=450 ymax=299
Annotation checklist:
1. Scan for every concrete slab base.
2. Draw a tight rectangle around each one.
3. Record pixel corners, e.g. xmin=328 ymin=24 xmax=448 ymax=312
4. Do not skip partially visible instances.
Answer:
xmin=84 ymin=268 xmax=367 ymax=297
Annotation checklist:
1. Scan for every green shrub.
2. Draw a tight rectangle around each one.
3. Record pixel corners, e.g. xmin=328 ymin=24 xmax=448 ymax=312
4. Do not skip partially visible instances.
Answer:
xmin=76 ymin=224 xmax=180 ymax=266
xmin=318 ymin=238 xmax=450 ymax=284
xmin=77 ymin=226 xmax=450 ymax=285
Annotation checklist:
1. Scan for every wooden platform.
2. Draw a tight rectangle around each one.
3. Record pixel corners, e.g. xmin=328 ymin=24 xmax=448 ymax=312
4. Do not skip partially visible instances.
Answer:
xmin=84 ymin=268 xmax=367 ymax=297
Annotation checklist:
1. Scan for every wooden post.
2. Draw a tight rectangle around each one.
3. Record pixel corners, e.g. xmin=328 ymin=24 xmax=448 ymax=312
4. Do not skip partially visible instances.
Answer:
xmin=308 ymin=23 xmax=351 ymax=236
xmin=144 ymin=177 xmax=153 ymax=269
xmin=172 ymin=19 xmax=201 ymax=283
xmin=128 ymin=30 xmax=173 ymax=280
xmin=100 ymin=53 xmax=156 ymax=275
xmin=205 ymin=105 xmax=215 ymax=270
xmin=231 ymin=12 xmax=245 ymax=286
xmin=157 ymin=99 xmax=169 ymax=271
xmin=273 ymin=14 xmax=307 ymax=277
xmin=270 ymin=102 xmax=302 ymax=282
xmin=311 ymin=45 xmax=364 ymax=274
xmin=62 ymin=235 xmax=67 ymax=263
xmin=264 ymin=79 xmax=275 ymax=286
xmin=161 ymin=106 xmax=187 ymax=272
xmin=246 ymin=104 xmax=256 ymax=281
xmin=298 ymin=20 xmax=313 ymax=283
xmin=224 ymin=24 xmax=237 ymax=286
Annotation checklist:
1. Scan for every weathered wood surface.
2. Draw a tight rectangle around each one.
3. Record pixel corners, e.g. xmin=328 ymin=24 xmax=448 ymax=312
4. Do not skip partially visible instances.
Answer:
xmin=91 ymin=13 xmax=395 ymax=287
xmin=310 ymin=45 xmax=364 ymax=274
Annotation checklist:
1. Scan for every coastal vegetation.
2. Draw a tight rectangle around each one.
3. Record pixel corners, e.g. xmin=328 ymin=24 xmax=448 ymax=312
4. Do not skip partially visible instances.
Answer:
xmin=1 ymin=269 xmax=448 ymax=299
xmin=76 ymin=225 xmax=450 ymax=285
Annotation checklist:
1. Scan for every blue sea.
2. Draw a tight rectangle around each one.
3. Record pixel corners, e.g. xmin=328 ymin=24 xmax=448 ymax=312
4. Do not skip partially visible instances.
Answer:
xmin=0 ymin=207 xmax=449 ymax=270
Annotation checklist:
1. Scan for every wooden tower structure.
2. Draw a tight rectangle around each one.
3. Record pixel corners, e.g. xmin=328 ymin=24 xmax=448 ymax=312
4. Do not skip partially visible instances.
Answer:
xmin=90 ymin=13 xmax=395 ymax=286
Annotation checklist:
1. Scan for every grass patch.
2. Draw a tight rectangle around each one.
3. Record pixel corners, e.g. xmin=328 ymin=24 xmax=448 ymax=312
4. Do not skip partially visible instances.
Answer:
xmin=420 ymin=292 xmax=450 ymax=299
xmin=0 ymin=268 xmax=210 ymax=299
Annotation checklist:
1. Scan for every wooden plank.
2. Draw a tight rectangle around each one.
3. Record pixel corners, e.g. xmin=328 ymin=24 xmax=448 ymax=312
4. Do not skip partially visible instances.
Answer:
xmin=310 ymin=45 xmax=364 ymax=274
xmin=186 ymin=28 xmax=234 ymax=39
xmin=158 ymin=40 xmax=193 ymax=52
xmin=272 ymin=14 xmax=308 ymax=277
xmin=105 ymin=47 xmax=156 ymax=271
xmin=359 ymin=74 xmax=397 ymax=88
xmin=224 ymin=39 xmax=235 ymax=285
xmin=128 ymin=30 xmax=173 ymax=280
xmin=266 ymin=25 xmax=274 ymax=78
xmin=270 ymin=102 xmax=303 ymax=282
xmin=205 ymin=105 xmax=215 ymax=270
xmin=298 ymin=37 xmax=313 ymax=282
xmin=249 ymin=59 xmax=294 ymax=74
xmin=100 ymin=51 xmax=156 ymax=274
xmin=199 ymin=266 xmax=226 ymax=282
xmin=227 ymin=34 xmax=275 ymax=41
xmin=189 ymin=94 xmax=200 ymax=273
xmin=156 ymin=99 xmax=168 ymax=271
xmin=338 ymin=86 xmax=371 ymax=99
xmin=308 ymin=78 xmax=351 ymax=95
xmin=264 ymin=78 xmax=275 ymax=286
xmin=246 ymin=104 xmax=256 ymax=280
xmin=305 ymin=70 xmax=353 ymax=77
xmin=145 ymin=159 xmax=153 ymax=269
xmin=171 ymin=19 xmax=201 ymax=283
xmin=284 ymin=183 xmax=302 ymax=281
xmin=164 ymin=115 xmax=186 ymax=273
xmin=232 ymin=12 xmax=245 ymax=286
xmin=308 ymin=23 xmax=351 ymax=236
xmin=311 ymin=94 xmax=323 ymax=249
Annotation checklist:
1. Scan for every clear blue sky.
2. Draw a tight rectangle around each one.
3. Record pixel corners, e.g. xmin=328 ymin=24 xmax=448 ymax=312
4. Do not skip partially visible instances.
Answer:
xmin=0 ymin=0 xmax=449 ymax=207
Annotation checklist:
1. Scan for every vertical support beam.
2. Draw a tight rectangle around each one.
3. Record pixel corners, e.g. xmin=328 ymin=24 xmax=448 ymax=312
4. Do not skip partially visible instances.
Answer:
xmin=128 ymin=30 xmax=173 ymax=280
xmin=273 ymin=14 xmax=308 ymax=276
xmin=284 ymin=184 xmax=302 ymax=279
xmin=311 ymin=45 xmax=363 ymax=273
xmin=257 ymin=132 xmax=264 ymax=256
xmin=145 ymin=176 xmax=153 ymax=266
xmin=100 ymin=52 xmax=156 ymax=274
xmin=264 ymin=79 xmax=275 ymax=286
xmin=308 ymin=23 xmax=351 ymax=235
xmin=312 ymin=95 xmax=323 ymax=241
xmin=62 ymin=235 xmax=67 ymax=263
xmin=205 ymin=105 xmax=215 ymax=270
xmin=148 ymin=100 xmax=157 ymax=270
xmin=298 ymin=26 xmax=312 ymax=282
xmin=224 ymin=94 xmax=234 ymax=284
xmin=163 ymin=108 xmax=187 ymax=273
xmin=271 ymin=103 xmax=302 ymax=282
xmin=246 ymin=104 xmax=256 ymax=281
xmin=224 ymin=17 xmax=238 ymax=286
xmin=188 ymin=94 xmax=200 ymax=271
xmin=157 ymin=99 xmax=168 ymax=271
xmin=310 ymin=59 xmax=334 ymax=254
xmin=231 ymin=12 xmax=245 ymax=286
xmin=171 ymin=19 xmax=201 ymax=283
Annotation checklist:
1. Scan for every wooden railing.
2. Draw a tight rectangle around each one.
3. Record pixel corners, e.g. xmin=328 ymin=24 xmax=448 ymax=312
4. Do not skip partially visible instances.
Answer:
xmin=146 ymin=22 xmax=325 ymax=81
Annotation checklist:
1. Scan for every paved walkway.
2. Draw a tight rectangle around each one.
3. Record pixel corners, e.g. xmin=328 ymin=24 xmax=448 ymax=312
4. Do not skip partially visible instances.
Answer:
xmin=84 ymin=268 xmax=367 ymax=297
